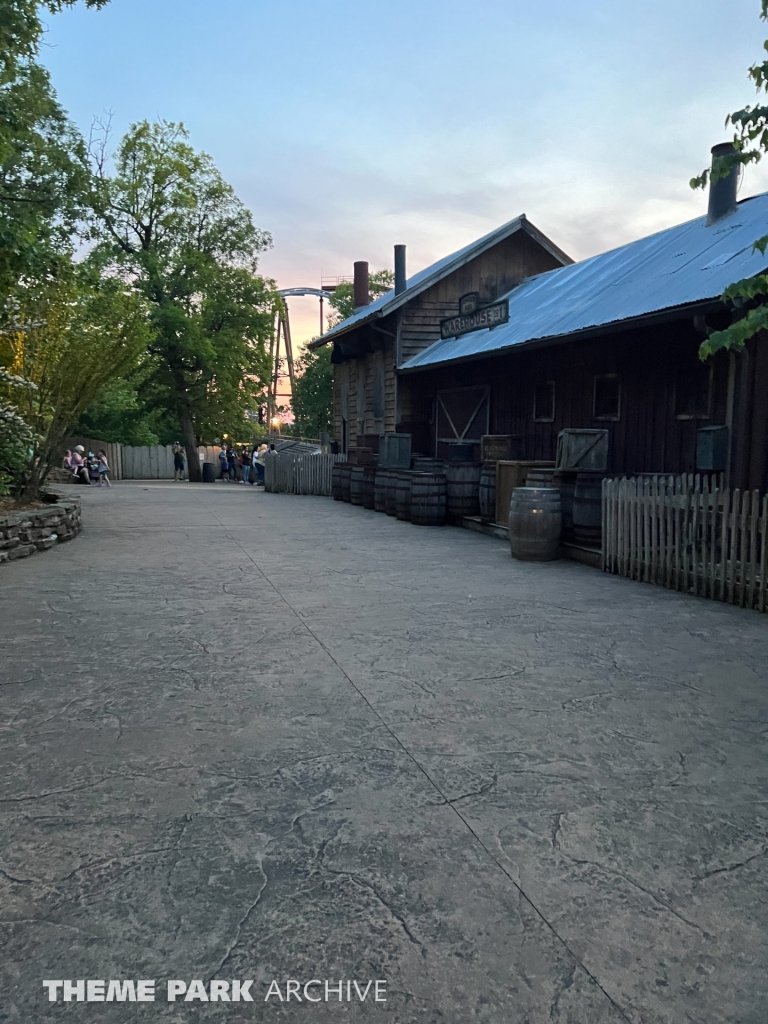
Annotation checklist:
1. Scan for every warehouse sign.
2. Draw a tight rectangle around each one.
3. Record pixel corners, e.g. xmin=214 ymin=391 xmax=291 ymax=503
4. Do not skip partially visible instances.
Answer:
xmin=440 ymin=298 xmax=509 ymax=340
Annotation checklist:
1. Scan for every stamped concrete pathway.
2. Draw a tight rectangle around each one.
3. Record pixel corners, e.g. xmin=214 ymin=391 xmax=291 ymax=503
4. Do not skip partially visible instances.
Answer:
xmin=0 ymin=482 xmax=766 ymax=1023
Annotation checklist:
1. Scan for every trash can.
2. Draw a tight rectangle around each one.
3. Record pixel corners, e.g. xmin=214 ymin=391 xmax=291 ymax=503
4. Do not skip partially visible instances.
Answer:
xmin=202 ymin=462 xmax=216 ymax=483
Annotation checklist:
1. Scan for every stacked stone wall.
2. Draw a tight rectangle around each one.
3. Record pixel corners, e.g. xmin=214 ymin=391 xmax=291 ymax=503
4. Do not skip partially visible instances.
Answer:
xmin=0 ymin=500 xmax=82 ymax=564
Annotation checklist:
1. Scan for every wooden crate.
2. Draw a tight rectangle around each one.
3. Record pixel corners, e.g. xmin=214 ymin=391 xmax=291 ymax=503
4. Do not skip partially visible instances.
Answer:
xmin=481 ymin=435 xmax=525 ymax=462
xmin=495 ymin=461 xmax=556 ymax=526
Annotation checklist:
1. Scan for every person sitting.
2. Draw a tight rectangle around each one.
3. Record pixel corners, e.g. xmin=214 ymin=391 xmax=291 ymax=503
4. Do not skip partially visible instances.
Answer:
xmin=69 ymin=445 xmax=91 ymax=486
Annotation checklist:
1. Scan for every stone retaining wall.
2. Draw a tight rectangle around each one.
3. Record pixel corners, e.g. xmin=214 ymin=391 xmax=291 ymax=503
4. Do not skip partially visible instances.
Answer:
xmin=0 ymin=499 xmax=82 ymax=565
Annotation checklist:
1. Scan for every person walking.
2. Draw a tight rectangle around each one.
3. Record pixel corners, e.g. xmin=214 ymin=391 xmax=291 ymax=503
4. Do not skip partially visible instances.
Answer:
xmin=97 ymin=450 xmax=112 ymax=487
xmin=240 ymin=447 xmax=250 ymax=484
xmin=218 ymin=446 xmax=229 ymax=481
xmin=172 ymin=442 xmax=186 ymax=481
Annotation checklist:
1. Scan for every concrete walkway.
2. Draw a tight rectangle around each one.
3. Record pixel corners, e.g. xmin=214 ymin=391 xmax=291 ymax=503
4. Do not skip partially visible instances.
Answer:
xmin=0 ymin=482 xmax=765 ymax=1023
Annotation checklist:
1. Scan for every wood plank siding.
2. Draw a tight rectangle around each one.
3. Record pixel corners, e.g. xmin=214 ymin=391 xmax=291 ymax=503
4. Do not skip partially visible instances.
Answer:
xmin=397 ymin=319 xmax=768 ymax=491
xmin=399 ymin=232 xmax=564 ymax=366
xmin=331 ymin=227 xmax=565 ymax=451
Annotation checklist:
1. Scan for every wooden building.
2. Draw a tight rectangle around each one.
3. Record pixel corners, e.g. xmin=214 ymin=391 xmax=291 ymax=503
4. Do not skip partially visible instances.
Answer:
xmin=311 ymin=216 xmax=572 ymax=452
xmin=320 ymin=152 xmax=768 ymax=493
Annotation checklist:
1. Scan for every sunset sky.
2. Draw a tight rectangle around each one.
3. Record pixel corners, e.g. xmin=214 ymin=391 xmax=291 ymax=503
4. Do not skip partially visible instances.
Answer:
xmin=45 ymin=0 xmax=768 ymax=347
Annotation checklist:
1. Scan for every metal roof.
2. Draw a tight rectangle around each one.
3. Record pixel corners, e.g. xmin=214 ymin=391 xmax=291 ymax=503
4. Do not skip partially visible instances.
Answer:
xmin=400 ymin=192 xmax=768 ymax=372
xmin=309 ymin=215 xmax=572 ymax=349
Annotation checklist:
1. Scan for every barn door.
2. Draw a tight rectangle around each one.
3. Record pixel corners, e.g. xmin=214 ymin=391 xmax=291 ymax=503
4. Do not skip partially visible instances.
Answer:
xmin=436 ymin=386 xmax=489 ymax=460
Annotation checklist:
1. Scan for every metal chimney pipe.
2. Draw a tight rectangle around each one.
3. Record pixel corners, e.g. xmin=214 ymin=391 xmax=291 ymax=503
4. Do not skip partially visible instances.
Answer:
xmin=353 ymin=261 xmax=369 ymax=311
xmin=394 ymin=245 xmax=407 ymax=295
xmin=707 ymin=142 xmax=739 ymax=226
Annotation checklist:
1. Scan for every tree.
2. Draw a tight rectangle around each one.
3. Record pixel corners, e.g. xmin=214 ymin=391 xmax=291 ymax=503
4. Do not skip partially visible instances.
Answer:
xmin=0 ymin=0 xmax=109 ymax=304
xmin=0 ymin=367 xmax=37 ymax=495
xmin=2 ymin=267 xmax=150 ymax=497
xmin=90 ymin=120 xmax=276 ymax=480
xmin=291 ymin=269 xmax=394 ymax=441
xmin=691 ymin=0 xmax=768 ymax=357
xmin=326 ymin=269 xmax=394 ymax=327
xmin=291 ymin=343 xmax=333 ymax=439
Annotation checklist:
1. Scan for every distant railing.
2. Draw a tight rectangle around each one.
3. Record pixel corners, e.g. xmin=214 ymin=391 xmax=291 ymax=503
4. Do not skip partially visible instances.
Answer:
xmin=265 ymin=453 xmax=345 ymax=496
xmin=603 ymin=475 xmax=768 ymax=612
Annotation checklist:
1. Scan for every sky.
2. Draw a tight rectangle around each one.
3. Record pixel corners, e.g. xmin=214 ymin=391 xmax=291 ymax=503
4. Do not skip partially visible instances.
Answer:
xmin=43 ymin=0 xmax=768 ymax=347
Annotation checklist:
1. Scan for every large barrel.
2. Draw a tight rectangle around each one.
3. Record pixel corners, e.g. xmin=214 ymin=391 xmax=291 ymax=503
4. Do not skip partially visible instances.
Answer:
xmin=509 ymin=487 xmax=562 ymax=562
xmin=340 ymin=464 xmax=352 ymax=503
xmin=573 ymin=472 xmax=604 ymax=547
xmin=385 ymin=470 xmax=399 ymax=516
xmin=526 ymin=466 xmax=556 ymax=488
xmin=202 ymin=462 xmax=216 ymax=483
xmin=410 ymin=473 xmax=447 ymax=526
xmin=553 ymin=469 xmax=578 ymax=540
xmin=446 ymin=462 xmax=481 ymax=519
xmin=349 ymin=466 xmax=365 ymax=506
xmin=395 ymin=470 xmax=413 ymax=521
xmin=412 ymin=457 xmax=446 ymax=474
xmin=362 ymin=468 xmax=376 ymax=510
xmin=374 ymin=469 xmax=389 ymax=512
xmin=331 ymin=463 xmax=344 ymax=501
xmin=479 ymin=464 xmax=496 ymax=523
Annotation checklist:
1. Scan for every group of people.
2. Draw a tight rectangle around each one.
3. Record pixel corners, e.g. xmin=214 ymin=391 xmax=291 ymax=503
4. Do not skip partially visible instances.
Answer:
xmin=63 ymin=445 xmax=111 ymax=486
xmin=218 ymin=443 xmax=276 ymax=485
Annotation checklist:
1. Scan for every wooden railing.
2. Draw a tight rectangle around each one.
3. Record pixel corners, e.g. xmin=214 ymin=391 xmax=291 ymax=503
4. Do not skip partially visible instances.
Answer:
xmin=602 ymin=475 xmax=768 ymax=612
xmin=264 ymin=453 xmax=345 ymax=496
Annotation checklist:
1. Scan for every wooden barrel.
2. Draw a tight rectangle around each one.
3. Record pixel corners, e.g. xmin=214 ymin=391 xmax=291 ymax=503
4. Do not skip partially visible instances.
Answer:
xmin=509 ymin=487 xmax=562 ymax=561
xmin=412 ymin=457 xmax=446 ymax=474
xmin=553 ymin=469 xmax=578 ymax=540
xmin=446 ymin=462 xmax=481 ymax=518
xmin=331 ymin=463 xmax=344 ymax=501
xmin=410 ymin=473 xmax=447 ymax=526
xmin=479 ymin=464 xmax=496 ymax=523
xmin=526 ymin=466 xmax=556 ymax=487
xmin=573 ymin=472 xmax=604 ymax=546
xmin=362 ymin=467 xmax=376 ymax=510
xmin=395 ymin=470 xmax=413 ymax=521
xmin=385 ymin=470 xmax=399 ymax=516
xmin=340 ymin=463 xmax=352 ymax=503
xmin=349 ymin=465 xmax=365 ymax=506
xmin=374 ymin=469 xmax=389 ymax=512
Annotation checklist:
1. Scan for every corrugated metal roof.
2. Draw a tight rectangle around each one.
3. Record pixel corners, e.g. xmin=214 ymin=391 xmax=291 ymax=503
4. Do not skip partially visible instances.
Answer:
xmin=400 ymin=193 xmax=768 ymax=372
xmin=310 ymin=214 xmax=572 ymax=348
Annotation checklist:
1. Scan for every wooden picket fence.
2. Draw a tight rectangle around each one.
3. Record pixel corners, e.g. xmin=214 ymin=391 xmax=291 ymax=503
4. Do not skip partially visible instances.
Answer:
xmin=264 ymin=453 xmax=345 ymax=496
xmin=602 ymin=475 xmax=768 ymax=612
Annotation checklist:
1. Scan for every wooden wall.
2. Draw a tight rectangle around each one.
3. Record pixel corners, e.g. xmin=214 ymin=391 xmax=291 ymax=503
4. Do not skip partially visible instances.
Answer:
xmin=397 ymin=318 xmax=767 ymax=486
xmin=398 ymin=231 xmax=565 ymax=367
xmin=332 ymin=226 xmax=566 ymax=449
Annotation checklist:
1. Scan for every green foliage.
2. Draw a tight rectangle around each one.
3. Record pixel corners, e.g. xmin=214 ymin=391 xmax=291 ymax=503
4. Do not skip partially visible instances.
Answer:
xmin=90 ymin=120 xmax=277 ymax=476
xmin=0 ymin=367 xmax=37 ymax=494
xmin=291 ymin=343 xmax=333 ymax=438
xmin=0 ymin=0 xmax=109 ymax=300
xmin=73 ymin=370 xmax=181 ymax=446
xmin=691 ymin=2 xmax=768 ymax=357
xmin=4 ymin=266 xmax=151 ymax=495
xmin=327 ymin=269 xmax=394 ymax=327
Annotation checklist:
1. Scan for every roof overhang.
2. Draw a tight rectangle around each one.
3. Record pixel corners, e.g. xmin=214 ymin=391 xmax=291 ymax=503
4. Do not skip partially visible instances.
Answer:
xmin=308 ymin=215 xmax=572 ymax=351
xmin=396 ymin=298 xmax=723 ymax=375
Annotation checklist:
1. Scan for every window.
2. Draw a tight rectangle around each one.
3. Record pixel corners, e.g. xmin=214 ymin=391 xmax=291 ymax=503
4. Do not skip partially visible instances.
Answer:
xmin=533 ymin=381 xmax=555 ymax=422
xmin=675 ymin=365 xmax=711 ymax=419
xmin=593 ymin=375 xmax=620 ymax=420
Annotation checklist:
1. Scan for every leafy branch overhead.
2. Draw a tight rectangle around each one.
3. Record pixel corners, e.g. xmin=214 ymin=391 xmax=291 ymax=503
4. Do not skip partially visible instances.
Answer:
xmin=692 ymin=0 xmax=768 ymax=357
